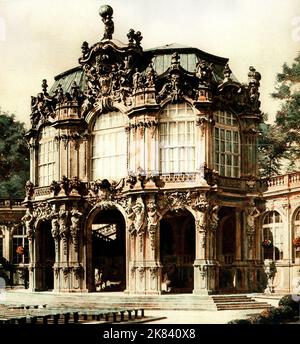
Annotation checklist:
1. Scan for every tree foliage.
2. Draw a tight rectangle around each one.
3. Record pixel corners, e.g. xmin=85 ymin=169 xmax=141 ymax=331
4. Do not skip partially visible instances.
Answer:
xmin=0 ymin=110 xmax=29 ymax=198
xmin=258 ymin=122 xmax=286 ymax=177
xmin=272 ymin=52 xmax=300 ymax=170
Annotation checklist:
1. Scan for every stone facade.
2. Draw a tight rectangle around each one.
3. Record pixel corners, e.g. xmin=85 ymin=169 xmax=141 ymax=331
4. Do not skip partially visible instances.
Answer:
xmin=0 ymin=199 xmax=27 ymax=287
xmin=23 ymin=6 xmax=266 ymax=294
xmin=262 ymin=173 xmax=300 ymax=294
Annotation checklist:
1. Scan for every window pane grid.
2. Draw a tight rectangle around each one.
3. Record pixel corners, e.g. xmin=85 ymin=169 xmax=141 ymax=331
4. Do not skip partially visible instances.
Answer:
xmin=159 ymin=104 xmax=195 ymax=174
xmin=214 ymin=111 xmax=240 ymax=178
xmin=12 ymin=226 xmax=29 ymax=264
xmin=263 ymin=211 xmax=283 ymax=261
xmin=92 ymin=111 xmax=126 ymax=180
xmin=38 ymin=127 xmax=56 ymax=186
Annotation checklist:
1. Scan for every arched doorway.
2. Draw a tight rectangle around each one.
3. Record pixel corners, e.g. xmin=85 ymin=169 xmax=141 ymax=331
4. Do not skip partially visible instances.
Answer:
xmin=217 ymin=208 xmax=236 ymax=292
xmin=91 ymin=208 xmax=126 ymax=292
xmin=160 ymin=209 xmax=195 ymax=293
xmin=37 ymin=221 xmax=55 ymax=291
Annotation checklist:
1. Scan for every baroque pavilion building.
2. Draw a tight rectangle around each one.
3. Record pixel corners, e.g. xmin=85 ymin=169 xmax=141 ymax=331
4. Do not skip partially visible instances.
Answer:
xmin=21 ymin=5 xmax=268 ymax=294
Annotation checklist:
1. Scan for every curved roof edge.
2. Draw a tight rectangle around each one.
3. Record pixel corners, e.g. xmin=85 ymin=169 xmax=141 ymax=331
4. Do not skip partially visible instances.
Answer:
xmin=145 ymin=43 xmax=229 ymax=65
xmin=54 ymin=66 xmax=82 ymax=81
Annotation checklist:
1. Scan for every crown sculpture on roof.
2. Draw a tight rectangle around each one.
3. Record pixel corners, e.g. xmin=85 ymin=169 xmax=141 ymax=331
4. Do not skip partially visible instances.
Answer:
xmin=27 ymin=5 xmax=262 ymax=133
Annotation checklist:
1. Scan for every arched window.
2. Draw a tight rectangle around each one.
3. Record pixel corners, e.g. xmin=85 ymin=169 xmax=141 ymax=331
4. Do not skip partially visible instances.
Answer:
xmin=293 ymin=209 xmax=300 ymax=260
xmin=91 ymin=111 xmax=126 ymax=181
xmin=0 ymin=227 xmax=3 ymax=257
xmin=12 ymin=225 xmax=29 ymax=264
xmin=262 ymin=211 xmax=283 ymax=261
xmin=38 ymin=126 xmax=56 ymax=186
xmin=159 ymin=103 xmax=195 ymax=173
xmin=214 ymin=111 xmax=240 ymax=177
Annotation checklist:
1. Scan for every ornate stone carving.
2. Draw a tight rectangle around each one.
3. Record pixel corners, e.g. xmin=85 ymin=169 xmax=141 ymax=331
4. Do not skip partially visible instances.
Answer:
xmin=21 ymin=208 xmax=35 ymax=240
xmin=130 ymin=266 xmax=136 ymax=279
xmin=138 ymin=267 xmax=145 ymax=281
xmin=50 ymin=180 xmax=60 ymax=196
xmin=99 ymin=5 xmax=114 ymax=40
xmin=73 ymin=265 xmax=84 ymax=280
xmin=33 ymin=202 xmax=52 ymax=223
xmin=157 ymin=52 xmax=182 ymax=102
xmin=30 ymin=79 xmax=55 ymax=128
xmin=62 ymin=266 xmax=71 ymax=281
xmin=198 ymin=264 xmax=208 ymax=280
xmin=132 ymin=197 xmax=146 ymax=252
xmin=194 ymin=195 xmax=209 ymax=248
xmin=248 ymin=66 xmax=261 ymax=112
xmin=70 ymin=208 xmax=83 ymax=252
xmin=147 ymin=200 xmax=162 ymax=250
xmin=149 ymin=267 xmax=158 ymax=280
xmin=50 ymin=210 xmax=60 ymax=241
xmin=209 ymin=204 xmax=219 ymax=232
xmin=59 ymin=209 xmax=69 ymax=255
xmin=127 ymin=29 xmax=143 ymax=47
xmin=196 ymin=60 xmax=213 ymax=87
xmin=245 ymin=201 xmax=260 ymax=250
xmin=25 ymin=181 xmax=34 ymax=200
xmin=223 ymin=63 xmax=232 ymax=82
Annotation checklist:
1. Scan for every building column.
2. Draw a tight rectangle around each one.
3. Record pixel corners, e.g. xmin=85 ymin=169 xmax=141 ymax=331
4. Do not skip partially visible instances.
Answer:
xmin=235 ymin=208 xmax=242 ymax=262
xmin=193 ymin=197 xmax=215 ymax=294
xmin=58 ymin=206 xmax=70 ymax=291
xmin=143 ymin=195 xmax=162 ymax=295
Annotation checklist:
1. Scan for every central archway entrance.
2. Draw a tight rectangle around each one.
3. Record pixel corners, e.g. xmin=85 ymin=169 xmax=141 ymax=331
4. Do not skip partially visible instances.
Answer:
xmin=36 ymin=220 xmax=55 ymax=291
xmin=91 ymin=208 xmax=126 ymax=292
xmin=160 ymin=209 xmax=195 ymax=293
xmin=217 ymin=207 xmax=237 ymax=293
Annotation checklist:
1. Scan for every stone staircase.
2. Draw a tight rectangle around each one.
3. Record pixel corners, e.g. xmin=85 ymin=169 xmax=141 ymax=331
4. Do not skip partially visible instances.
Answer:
xmin=212 ymin=295 xmax=272 ymax=311
xmin=3 ymin=291 xmax=273 ymax=312
xmin=3 ymin=292 xmax=216 ymax=311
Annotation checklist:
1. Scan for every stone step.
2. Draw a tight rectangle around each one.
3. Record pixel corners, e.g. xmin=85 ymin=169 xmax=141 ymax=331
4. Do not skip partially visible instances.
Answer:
xmin=212 ymin=298 xmax=256 ymax=303
xmin=217 ymin=303 xmax=271 ymax=310
xmin=212 ymin=294 xmax=272 ymax=311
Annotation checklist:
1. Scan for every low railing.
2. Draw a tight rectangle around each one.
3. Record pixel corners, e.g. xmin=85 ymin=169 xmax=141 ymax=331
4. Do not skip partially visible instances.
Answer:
xmin=218 ymin=176 xmax=245 ymax=190
xmin=34 ymin=186 xmax=51 ymax=198
xmin=0 ymin=199 xmax=24 ymax=208
xmin=266 ymin=171 xmax=300 ymax=191
xmin=159 ymin=173 xmax=197 ymax=184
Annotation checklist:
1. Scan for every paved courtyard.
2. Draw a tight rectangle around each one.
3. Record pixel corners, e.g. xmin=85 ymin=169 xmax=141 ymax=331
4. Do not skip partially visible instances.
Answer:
xmin=0 ymin=290 xmax=281 ymax=324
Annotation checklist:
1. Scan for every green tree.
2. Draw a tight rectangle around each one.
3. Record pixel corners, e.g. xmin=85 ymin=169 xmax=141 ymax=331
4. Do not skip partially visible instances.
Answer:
xmin=0 ymin=110 xmax=29 ymax=198
xmin=271 ymin=52 xmax=300 ymax=170
xmin=258 ymin=122 xmax=286 ymax=177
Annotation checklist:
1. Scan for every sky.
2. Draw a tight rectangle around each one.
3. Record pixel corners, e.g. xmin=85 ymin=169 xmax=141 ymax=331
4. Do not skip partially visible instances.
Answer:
xmin=0 ymin=0 xmax=299 ymax=128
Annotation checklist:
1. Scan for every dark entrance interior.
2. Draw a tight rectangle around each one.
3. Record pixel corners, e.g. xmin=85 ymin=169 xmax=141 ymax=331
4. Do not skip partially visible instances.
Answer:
xmin=160 ymin=210 xmax=195 ymax=293
xmin=217 ymin=207 xmax=237 ymax=292
xmin=38 ymin=221 xmax=55 ymax=290
xmin=92 ymin=208 xmax=126 ymax=292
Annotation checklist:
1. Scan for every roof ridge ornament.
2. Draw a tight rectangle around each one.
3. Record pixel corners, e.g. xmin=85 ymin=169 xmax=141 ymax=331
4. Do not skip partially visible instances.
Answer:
xmin=99 ymin=4 xmax=114 ymax=40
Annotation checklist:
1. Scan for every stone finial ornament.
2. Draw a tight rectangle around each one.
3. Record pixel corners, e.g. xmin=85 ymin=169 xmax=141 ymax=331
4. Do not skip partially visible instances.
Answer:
xmin=99 ymin=5 xmax=114 ymax=40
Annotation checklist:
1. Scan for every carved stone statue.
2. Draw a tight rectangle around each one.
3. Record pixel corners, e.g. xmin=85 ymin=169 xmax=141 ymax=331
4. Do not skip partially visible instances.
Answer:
xmin=25 ymin=181 xmax=34 ymax=200
xmin=145 ymin=63 xmax=156 ymax=88
xmin=132 ymin=197 xmax=146 ymax=234
xmin=246 ymin=201 xmax=260 ymax=250
xmin=99 ymin=5 xmax=114 ymax=40
xmin=147 ymin=201 xmax=162 ymax=250
xmin=22 ymin=208 xmax=35 ymax=240
xmin=133 ymin=68 xmax=143 ymax=92
xmin=70 ymin=208 xmax=83 ymax=252
xmin=59 ymin=209 xmax=69 ymax=255
xmin=125 ymin=199 xmax=135 ymax=235
xmin=223 ymin=63 xmax=232 ymax=82
xmin=195 ymin=60 xmax=213 ymax=86
xmin=50 ymin=210 xmax=60 ymax=240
